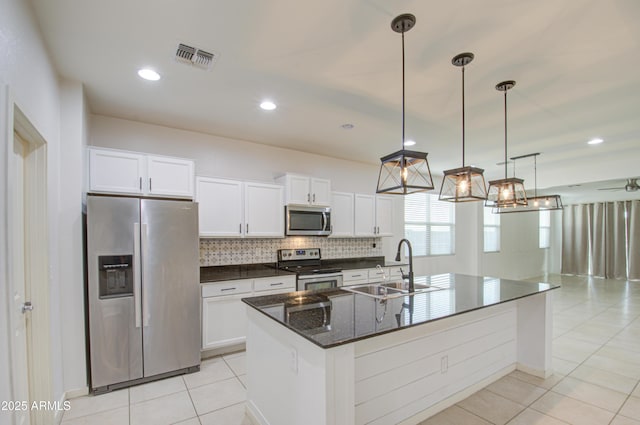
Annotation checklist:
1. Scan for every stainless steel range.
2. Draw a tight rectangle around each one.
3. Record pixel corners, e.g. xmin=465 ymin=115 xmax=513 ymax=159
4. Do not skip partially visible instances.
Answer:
xmin=277 ymin=248 xmax=343 ymax=291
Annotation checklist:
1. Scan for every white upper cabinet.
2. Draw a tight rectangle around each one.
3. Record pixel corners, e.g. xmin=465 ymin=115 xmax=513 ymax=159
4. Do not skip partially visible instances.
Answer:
xmin=354 ymin=194 xmax=376 ymax=236
xmin=375 ymin=195 xmax=394 ymax=237
xmin=277 ymin=173 xmax=331 ymax=206
xmin=88 ymin=147 xmax=194 ymax=198
xmin=89 ymin=148 xmax=145 ymax=195
xmin=197 ymin=178 xmax=284 ymax=238
xmin=244 ymin=182 xmax=284 ymax=237
xmin=147 ymin=155 xmax=194 ymax=198
xmin=196 ymin=177 xmax=243 ymax=237
xmin=354 ymin=194 xmax=394 ymax=237
xmin=330 ymin=192 xmax=354 ymax=237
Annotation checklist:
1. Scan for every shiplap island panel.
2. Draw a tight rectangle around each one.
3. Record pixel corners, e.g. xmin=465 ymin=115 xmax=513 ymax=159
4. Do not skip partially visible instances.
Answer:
xmin=242 ymin=274 xmax=559 ymax=425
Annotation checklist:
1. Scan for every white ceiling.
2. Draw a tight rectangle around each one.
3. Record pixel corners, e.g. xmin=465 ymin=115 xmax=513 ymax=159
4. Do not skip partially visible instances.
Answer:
xmin=30 ymin=0 xmax=640 ymax=197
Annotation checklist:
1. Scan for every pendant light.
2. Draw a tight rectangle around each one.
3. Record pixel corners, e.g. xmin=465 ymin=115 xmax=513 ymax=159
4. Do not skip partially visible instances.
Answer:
xmin=493 ymin=153 xmax=563 ymax=213
xmin=485 ymin=80 xmax=527 ymax=209
xmin=439 ymin=52 xmax=487 ymax=202
xmin=376 ymin=14 xmax=434 ymax=195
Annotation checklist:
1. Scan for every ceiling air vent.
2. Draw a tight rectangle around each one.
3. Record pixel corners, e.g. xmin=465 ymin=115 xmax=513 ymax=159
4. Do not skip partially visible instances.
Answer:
xmin=174 ymin=43 xmax=217 ymax=71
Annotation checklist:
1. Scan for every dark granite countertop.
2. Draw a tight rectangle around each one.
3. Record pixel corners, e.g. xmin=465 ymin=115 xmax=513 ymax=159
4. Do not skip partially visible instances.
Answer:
xmin=242 ymin=273 xmax=560 ymax=349
xmin=200 ymin=257 xmax=408 ymax=283
xmin=200 ymin=264 xmax=294 ymax=283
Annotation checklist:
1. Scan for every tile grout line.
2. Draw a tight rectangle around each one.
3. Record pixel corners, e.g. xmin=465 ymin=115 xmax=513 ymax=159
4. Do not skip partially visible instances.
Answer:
xmin=182 ymin=374 xmax=202 ymax=425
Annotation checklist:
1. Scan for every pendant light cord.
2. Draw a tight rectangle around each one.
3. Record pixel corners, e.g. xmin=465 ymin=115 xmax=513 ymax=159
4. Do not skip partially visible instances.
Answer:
xmin=533 ymin=154 xmax=538 ymax=198
xmin=401 ymin=30 xmax=405 ymax=149
xmin=462 ymin=65 xmax=466 ymax=167
xmin=503 ymin=89 xmax=508 ymax=179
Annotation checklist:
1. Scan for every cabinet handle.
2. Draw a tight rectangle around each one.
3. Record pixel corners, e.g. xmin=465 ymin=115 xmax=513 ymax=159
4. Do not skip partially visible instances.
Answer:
xmin=352 ymin=274 xmax=362 ymax=277
xmin=313 ymin=193 xmax=316 ymax=203
xmin=139 ymin=177 xmax=142 ymax=190
xmin=307 ymin=193 xmax=310 ymax=203
xmin=270 ymin=282 xmax=283 ymax=286
xmin=246 ymin=223 xmax=249 ymax=234
xmin=149 ymin=178 xmax=152 ymax=192
xmin=239 ymin=223 xmax=242 ymax=233
xmin=220 ymin=287 xmax=237 ymax=292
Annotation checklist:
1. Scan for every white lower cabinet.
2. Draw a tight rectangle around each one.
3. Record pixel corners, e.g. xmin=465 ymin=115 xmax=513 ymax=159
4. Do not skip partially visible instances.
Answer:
xmin=201 ymin=275 xmax=295 ymax=350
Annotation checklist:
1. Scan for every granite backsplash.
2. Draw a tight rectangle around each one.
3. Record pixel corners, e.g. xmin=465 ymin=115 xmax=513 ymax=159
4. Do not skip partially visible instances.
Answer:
xmin=199 ymin=237 xmax=382 ymax=266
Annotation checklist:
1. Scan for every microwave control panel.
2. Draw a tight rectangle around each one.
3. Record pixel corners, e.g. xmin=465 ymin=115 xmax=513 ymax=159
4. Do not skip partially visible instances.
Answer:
xmin=278 ymin=248 xmax=321 ymax=261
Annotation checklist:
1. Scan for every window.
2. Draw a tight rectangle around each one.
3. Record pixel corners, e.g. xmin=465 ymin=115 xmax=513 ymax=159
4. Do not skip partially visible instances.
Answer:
xmin=483 ymin=208 xmax=500 ymax=252
xmin=404 ymin=193 xmax=455 ymax=256
xmin=539 ymin=209 xmax=551 ymax=249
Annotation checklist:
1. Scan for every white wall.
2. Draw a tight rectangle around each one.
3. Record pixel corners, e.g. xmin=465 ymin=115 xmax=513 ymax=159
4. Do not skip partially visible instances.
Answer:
xmin=89 ymin=114 xmax=402 ymax=260
xmin=58 ymin=80 xmax=89 ymax=395
xmin=410 ymin=195 xmax=554 ymax=280
xmin=0 ymin=0 xmax=92 ymax=413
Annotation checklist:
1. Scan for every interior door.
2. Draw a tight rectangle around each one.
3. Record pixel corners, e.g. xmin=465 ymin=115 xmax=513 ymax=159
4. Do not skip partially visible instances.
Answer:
xmin=141 ymin=199 xmax=199 ymax=377
xmin=10 ymin=131 xmax=30 ymax=425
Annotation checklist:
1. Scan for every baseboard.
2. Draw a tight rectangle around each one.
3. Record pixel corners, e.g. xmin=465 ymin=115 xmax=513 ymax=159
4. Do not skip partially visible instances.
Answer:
xmin=65 ymin=386 xmax=89 ymax=399
xmin=246 ymin=399 xmax=269 ymax=425
xmin=398 ymin=364 xmax=516 ymax=425
xmin=516 ymin=362 xmax=551 ymax=378
xmin=201 ymin=343 xmax=246 ymax=359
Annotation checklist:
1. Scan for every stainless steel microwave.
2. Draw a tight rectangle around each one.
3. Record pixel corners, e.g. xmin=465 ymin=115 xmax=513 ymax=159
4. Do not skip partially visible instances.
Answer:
xmin=285 ymin=205 xmax=331 ymax=236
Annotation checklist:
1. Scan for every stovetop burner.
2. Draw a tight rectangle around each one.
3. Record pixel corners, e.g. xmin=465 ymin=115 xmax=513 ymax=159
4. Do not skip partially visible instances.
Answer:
xmin=276 ymin=248 xmax=341 ymax=275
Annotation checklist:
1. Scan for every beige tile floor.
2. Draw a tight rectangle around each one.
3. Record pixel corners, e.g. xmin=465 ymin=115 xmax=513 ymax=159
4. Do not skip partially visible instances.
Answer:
xmin=62 ymin=274 xmax=640 ymax=425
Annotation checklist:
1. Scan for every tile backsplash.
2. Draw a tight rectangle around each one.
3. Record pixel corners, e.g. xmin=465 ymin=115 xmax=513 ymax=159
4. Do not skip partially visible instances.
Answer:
xmin=199 ymin=237 xmax=383 ymax=266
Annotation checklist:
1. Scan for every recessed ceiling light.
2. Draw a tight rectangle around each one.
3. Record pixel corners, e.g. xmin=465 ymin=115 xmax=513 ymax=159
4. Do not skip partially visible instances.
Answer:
xmin=587 ymin=138 xmax=603 ymax=145
xmin=341 ymin=123 xmax=354 ymax=130
xmin=404 ymin=140 xmax=416 ymax=146
xmin=260 ymin=100 xmax=277 ymax=111
xmin=137 ymin=68 xmax=160 ymax=81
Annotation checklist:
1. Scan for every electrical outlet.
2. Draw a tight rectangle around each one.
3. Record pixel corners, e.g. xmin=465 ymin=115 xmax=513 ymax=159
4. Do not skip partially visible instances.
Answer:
xmin=290 ymin=347 xmax=298 ymax=374
xmin=441 ymin=355 xmax=448 ymax=373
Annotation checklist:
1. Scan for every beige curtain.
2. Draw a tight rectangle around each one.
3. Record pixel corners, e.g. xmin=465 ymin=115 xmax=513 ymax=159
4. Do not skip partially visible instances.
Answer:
xmin=629 ymin=200 xmax=640 ymax=280
xmin=591 ymin=202 xmax=627 ymax=279
xmin=562 ymin=204 xmax=591 ymax=275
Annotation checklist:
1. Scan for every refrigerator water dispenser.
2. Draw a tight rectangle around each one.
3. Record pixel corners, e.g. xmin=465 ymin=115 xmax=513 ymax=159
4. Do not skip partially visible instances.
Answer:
xmin=98 ymin=255 xmax=133 ymax=298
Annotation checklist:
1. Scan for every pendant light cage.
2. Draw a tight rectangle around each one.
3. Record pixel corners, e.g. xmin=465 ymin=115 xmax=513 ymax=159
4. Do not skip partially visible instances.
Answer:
xmin=485 ymin=80 xmax=527 ymax=209
xmin=377 ymin=13 xmax=435 ymax=195
xmin=377 ymin=150 xmax=434 ymax=195
xmin=439 ymin=52 xmax=487 ymax=202
xmin=439 ymin=166 xmax=488 ymax=202
xmin=492 ymin=152 xmax=564 ymax=213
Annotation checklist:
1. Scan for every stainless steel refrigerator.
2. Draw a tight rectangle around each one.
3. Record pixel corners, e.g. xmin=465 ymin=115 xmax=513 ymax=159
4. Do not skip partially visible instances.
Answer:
xmin=86 ymin=195 xmax=200 ymax=393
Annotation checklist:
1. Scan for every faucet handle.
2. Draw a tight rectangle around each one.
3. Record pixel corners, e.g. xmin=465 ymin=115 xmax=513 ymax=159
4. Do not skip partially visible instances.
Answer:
xmin=399 ymin=267 xmax=409 ymax=280
xmin=376 ymin=264 xmax=388 ymax=282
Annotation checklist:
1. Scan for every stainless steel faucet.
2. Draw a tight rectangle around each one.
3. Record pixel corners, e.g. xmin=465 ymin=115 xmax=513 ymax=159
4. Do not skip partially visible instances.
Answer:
xmin=394 ymin=239 xmax=414 ymax=292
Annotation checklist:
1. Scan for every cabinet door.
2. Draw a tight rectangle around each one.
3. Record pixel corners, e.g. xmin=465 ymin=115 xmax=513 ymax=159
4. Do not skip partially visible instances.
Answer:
xmin=196 ymin=177 xmax=243 ymax=237
xmin=147 ymin=155 xmax=194 ymax=198
xmin=354 ymin=194 xmax=376 ymax=236
xmin=244 ymin=182 xmax=284 ymax=237
xmin=89 ymin=148 xmax=145 ymax=194
xmin=330 ymin=192 xmax=354 ymax=237
xmin=310 ymin=178 xmax=331 ymax=206
xmin=375 ymin=196 xmax=394 ymax=237
xmin=202 ymin=294 xmax=248 ymax=350
xmin=286 ymin=174 xmax=311 ymax=205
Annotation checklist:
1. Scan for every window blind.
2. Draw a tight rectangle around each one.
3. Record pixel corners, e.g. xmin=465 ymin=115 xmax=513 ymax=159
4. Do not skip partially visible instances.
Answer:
xmin=404 ymin=193 xmax=455 ymax=256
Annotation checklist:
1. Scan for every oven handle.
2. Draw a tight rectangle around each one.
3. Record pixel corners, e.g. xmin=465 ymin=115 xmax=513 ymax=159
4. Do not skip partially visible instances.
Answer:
xmin=299 ymin=272 xmax=343 ymax=280
xmin=322 ymin=211 xmax=327 ymax=232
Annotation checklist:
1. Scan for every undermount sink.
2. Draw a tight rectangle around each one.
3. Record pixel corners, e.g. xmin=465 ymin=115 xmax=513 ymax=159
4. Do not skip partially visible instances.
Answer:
xmin=342 ymin=281 xmax=443 ymax=300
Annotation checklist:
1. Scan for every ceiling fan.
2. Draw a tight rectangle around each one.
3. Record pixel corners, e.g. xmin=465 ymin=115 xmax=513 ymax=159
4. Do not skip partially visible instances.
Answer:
xmin=597 ymin=178 xmax=640 ymax=192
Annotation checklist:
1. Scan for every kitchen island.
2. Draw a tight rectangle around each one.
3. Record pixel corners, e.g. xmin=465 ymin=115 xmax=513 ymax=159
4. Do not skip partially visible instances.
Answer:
xmin=242 ymin=274 xmax=559 ymax=425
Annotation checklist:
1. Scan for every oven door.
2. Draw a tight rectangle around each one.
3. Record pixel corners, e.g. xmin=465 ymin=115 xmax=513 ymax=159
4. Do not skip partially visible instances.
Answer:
xmin=297 ymin=272 xmax=343 ymax=291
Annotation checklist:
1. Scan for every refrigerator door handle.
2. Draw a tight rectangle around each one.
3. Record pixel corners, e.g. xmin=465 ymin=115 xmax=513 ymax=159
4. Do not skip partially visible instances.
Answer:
xmin=133 ymin=223 xmax=142 ymax=328
xmin=141 ymin=222 xmax=150 ymax=327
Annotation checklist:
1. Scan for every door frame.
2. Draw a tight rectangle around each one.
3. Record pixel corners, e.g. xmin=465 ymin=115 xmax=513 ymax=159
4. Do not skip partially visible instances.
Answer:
xmin=3 ymin=85 xmax=53 ymax=424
